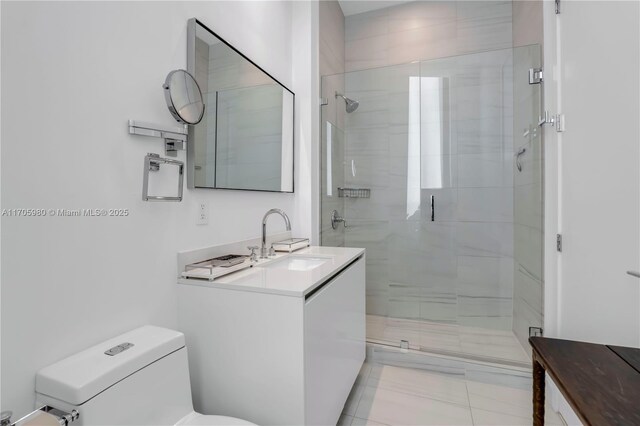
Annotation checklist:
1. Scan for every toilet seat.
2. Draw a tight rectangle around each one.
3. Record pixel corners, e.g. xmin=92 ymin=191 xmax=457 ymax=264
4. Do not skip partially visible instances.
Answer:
xmin=177 ymin=411 xmax=257 ymax=426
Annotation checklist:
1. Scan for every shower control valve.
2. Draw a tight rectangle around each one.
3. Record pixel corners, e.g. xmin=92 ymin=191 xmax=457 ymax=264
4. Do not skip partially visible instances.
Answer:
xmin=331 ymin=210 xmax=347 ymax=229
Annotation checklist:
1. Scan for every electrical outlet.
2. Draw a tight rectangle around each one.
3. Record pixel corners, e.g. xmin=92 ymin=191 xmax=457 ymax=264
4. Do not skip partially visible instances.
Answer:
xmin=197 ymin=201 xmax=208 ymax=225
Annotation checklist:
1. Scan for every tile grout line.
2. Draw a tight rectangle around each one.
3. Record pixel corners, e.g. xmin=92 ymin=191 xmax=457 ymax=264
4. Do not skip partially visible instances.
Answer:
xmin=366 ymin=378 xmax=477 ymax=410
xmin=350 ymin=362 xmax=375 ymax=421
xmin=464 ymin=380 xmax=476 ymax=425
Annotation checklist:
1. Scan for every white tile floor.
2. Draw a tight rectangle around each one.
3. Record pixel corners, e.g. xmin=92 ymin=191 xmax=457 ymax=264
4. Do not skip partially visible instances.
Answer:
xmin=367 ymin=315 xmax=531 ymax=365
xmin=339 ymin=362 xmax=566 ymax=426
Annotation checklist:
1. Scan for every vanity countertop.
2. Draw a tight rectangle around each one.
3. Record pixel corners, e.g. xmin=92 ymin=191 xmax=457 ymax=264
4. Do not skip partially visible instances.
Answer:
xmin=177 ymin=246 xmax=365 ymax=297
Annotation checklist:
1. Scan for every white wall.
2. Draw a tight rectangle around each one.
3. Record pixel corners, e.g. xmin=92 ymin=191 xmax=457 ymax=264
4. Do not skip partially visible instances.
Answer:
xmin=0 ymin=1 xmax=317 ymax=417
xmin=543 ymin=0 xmax=640 ymax=348
xmin=543 ymin=1 xmax=640 ymax=424
xmin=292 ymin=0 xmax=320 ymax=245
xmin=555 ymin=0 xmax=639 ymax=347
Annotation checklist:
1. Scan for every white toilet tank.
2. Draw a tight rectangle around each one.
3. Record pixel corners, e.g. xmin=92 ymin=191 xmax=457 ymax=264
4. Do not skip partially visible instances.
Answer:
xmin=35 ymin=326 xmax=195 ymax=425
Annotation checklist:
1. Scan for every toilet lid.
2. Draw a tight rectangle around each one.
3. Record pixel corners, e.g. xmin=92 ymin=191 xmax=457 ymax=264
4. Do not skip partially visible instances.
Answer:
xmin=177 ymin=413 xmax=257 ymax=426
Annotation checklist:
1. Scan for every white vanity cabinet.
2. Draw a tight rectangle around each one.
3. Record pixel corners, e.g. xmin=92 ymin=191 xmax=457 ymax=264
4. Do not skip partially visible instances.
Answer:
xmin=304 ymin=256 xmax=365 ymax=425
xmin=177 ymin=249 xmax=365 ymax=426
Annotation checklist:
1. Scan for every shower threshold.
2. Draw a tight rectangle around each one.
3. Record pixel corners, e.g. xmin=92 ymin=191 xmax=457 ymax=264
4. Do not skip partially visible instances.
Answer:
xmin=366 ymin=315 xmax=531 ymax=369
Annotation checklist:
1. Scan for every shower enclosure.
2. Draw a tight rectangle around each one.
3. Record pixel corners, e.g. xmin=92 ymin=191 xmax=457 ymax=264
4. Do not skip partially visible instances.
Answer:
xmin=320 ymin=45 xmax=543 ymax=365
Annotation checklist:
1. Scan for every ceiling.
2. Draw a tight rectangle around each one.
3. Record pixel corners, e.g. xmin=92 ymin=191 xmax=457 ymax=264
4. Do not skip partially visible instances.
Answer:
xmin=338 ymin=0 xmax=413 ymax=17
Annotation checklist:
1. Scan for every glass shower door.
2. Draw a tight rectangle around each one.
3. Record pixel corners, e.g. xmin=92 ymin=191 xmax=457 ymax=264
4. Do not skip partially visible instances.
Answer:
xmin=512 ymin=44 xmax=544 ymax=352
xmin=342 ymin=62 xmax=421 ymax=339
xmin=320 ymin=73 xmax=346 ymax=248
xmin=319 ymin=45 xmax=543 ymax=365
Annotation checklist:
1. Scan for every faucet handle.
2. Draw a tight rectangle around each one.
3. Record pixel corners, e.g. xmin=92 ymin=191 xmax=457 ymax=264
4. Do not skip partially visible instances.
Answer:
xmin=247 ymin=246 xmax=259 ymax=262
xmin=269 ymin=244 xmax=277 ymax=257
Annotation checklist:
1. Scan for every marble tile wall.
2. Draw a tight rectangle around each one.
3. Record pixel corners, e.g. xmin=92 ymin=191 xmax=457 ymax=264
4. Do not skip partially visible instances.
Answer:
xmin=320 ymin=74 xmax=346 ymax=247
xmin=319 ymin=0 xmax=345 ymax=77
xmin=342 ymin=46 xmax=515 ymax=332
xmin=345 ymin=1 xmax=513 ymax=72
xmin=329 ymin=1 xmax=543 ymax=344
xmin=319 ymin=1 xmax=346 ymax=247
xmin=512 ymin=0 xmax=544 ymax=49
xmin=320 ymin=112 xmax=346 ymax=247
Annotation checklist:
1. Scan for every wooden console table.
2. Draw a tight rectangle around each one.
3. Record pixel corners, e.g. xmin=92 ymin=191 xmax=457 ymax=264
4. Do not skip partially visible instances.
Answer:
xmin=529 ymin=337 xmax=640 ymax=425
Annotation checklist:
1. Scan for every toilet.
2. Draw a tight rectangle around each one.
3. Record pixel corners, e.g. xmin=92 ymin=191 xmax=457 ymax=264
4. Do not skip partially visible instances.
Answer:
xmin=34 ymin=326 xmax=256 ymax=426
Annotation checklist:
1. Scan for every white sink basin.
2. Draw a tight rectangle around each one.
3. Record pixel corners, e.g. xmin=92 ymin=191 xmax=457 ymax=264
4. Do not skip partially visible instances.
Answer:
xmin=261 ymin=256 xmax=330 ymax=272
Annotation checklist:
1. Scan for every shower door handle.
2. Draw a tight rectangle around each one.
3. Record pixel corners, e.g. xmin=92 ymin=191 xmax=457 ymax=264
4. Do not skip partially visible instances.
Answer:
xmin=516 ymin=148 xmax=526 ymax=172
xmin=430 ymin=195 xmax=435 ymax=221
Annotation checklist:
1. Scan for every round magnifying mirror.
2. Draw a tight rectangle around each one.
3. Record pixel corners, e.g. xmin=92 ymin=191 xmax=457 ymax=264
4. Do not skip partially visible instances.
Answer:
xmin=163 ymin=69 xmax=205 ymax=125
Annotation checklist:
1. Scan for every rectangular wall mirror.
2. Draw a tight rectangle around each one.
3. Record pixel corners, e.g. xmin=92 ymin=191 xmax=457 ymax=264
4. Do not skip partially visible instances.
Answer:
xmin=187 ymin=18 xmax=294 ymax=192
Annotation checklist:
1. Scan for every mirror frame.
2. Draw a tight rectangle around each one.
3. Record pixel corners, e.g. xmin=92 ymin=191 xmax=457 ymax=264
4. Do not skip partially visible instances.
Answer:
xmin=186 ymin=18 xmax=295 ymax=193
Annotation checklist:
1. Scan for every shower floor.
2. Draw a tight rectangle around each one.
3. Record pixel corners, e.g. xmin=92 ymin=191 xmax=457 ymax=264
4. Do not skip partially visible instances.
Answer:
xmin=367 ymin=315 xmax=530 ymax=366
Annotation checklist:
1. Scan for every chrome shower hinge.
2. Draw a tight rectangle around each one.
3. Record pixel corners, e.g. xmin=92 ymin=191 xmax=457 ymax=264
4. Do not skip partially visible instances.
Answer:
xmin=319 ymin=97 xmax=328 ymax=106
xmin=556 ymin=114 xmax=566 ymax=132
xmin=529 ymin=67 xmax=543 ymax=84
xmin=538 ymin=111 xmax=565 ymax=132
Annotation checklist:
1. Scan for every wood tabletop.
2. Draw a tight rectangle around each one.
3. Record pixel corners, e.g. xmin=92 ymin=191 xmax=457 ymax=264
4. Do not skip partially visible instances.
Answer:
xmin=609 ymin=344 xmax=640 ymax=374
xmin=529 ymin=337 xmax=640 ymax=426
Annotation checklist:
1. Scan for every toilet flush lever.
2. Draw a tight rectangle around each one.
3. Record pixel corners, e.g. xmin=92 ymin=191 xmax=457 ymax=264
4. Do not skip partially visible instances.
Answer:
xmin=104 ymin=342 xmax=134 ymax=356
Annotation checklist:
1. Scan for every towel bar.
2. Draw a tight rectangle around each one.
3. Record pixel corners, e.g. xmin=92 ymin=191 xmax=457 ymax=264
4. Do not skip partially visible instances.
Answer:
xmin=142 ymin=153 xmax=184 ymax=202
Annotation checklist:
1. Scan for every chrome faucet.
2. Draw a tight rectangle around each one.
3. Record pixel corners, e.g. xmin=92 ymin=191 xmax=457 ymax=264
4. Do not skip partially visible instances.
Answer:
xmin=261 ymin=209 xmax=291 ymax=258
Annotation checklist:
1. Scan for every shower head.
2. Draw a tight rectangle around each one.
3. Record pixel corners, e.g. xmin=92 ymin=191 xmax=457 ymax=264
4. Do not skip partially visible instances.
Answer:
xmin=335 ymin=92 xmax=359 ymax=113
